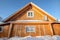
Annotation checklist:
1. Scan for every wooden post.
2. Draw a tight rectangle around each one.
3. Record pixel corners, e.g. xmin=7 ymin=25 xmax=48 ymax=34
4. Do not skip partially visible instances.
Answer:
xmin=8 ymin=23 xmax=12 ymax=38
xmin=51 ymin=23 xmax=55 ymax=35
xmin=49 ymin=23 xmax=54 ymax=35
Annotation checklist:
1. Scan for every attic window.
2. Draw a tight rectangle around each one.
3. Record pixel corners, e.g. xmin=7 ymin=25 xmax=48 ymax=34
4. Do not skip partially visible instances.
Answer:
xmin=44 ymin=16 xmax=48 ymax=21
xmin=27 ymin=11 xmax=34 ymax=18
xmin=0 ymin=26 xmax=3 ymax=32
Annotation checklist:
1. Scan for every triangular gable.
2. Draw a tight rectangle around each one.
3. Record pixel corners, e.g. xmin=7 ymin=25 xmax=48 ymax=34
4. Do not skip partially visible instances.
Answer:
xmin=4 ymin=2 xmax=56 ymax=22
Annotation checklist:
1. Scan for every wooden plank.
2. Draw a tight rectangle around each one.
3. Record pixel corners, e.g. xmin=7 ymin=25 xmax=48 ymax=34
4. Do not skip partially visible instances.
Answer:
xmin=49 ymin=23 xmax=54 ymax=35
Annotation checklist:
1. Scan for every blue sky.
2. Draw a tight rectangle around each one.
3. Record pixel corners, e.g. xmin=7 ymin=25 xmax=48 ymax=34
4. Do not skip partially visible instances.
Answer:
xmin=0 ymin=0 xmax=60 ymax=20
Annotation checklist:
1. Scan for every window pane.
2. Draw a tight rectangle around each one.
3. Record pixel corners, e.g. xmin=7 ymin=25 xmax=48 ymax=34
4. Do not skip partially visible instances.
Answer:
xmin=26 ymin=26 xmax=35 ymax=32
xmin=31 ymin=12 xmax=32 ymax=16
xmin=28 ymin=13 xmax=30 ymax=16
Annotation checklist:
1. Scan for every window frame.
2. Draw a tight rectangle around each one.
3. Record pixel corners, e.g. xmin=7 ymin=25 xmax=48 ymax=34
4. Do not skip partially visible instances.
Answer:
xmin=0 ymin=26 xmax=3 ymax=32
xmin=27 ymin=11 xmax=34 ymax=18
xmin=25 ymin=26 xmax=35 ymax=32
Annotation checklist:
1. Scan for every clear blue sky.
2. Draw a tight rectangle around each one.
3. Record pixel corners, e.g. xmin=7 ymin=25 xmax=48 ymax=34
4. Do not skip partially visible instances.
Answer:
xmin=0 ymin=0 xmax=60 ymax=20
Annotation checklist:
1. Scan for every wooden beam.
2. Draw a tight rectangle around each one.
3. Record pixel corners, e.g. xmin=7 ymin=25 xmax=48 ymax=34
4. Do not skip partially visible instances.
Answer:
xmin=8 ymin=23 xmax=12 ymax=38
xmin=51 ymin=23 xmax=55 ymax=35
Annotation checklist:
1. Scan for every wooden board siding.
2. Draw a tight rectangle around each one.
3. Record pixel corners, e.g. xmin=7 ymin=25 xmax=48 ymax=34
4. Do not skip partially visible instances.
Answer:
xmin=14 ymin=9 xmax=43 ymax=21
xmin=1 ymin=23 xmax=60 ymax=37
xmin=11 ymin=7 xmax=55 ymax=21
xmin=52 ymin=23 xmax=60 ymax=35
xmin=0 ymin=25 xmax=10 ymax=38
xmin=10 ymin=23 xmax=53 ymax=37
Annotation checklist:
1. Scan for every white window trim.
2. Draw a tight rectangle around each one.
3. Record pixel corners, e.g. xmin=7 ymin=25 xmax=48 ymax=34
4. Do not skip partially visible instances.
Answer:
xmin=25 ymin=25 xmax=35 ymax=32
xmin=0 ymin=26 xmax=3 ymax=32
xmin=27 ymin=11 xmax=34 ymax=18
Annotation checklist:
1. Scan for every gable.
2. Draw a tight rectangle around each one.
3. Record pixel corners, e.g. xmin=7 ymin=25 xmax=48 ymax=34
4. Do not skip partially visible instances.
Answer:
xmin=4 ymin=2 xmax=56 ymax=22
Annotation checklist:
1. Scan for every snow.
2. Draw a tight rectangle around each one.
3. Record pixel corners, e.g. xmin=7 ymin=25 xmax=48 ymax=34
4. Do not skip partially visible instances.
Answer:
xmin=0 ymin=35 xmax=60 ymax=40
xmin=0 ymin=38 xmax=7 ymax=40
xmin=52 ymin=35 xmax=60 ymax=40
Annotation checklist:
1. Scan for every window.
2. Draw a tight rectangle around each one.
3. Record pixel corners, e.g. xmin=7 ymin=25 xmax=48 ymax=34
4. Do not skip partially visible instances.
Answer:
xmin=27 ymin=11 xmax=34 ymax=18
xmin=26 ymin=26 xmax=35 ymax=32
xmin=44 ymin=16 xmax=48 ymax=21
xmin=0 ymin=26 xmax=3 ymax=32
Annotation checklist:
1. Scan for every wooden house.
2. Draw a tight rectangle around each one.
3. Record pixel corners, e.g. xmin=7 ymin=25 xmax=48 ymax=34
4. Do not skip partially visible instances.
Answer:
xmin=0 ymin=2 xmax=60 ymax=38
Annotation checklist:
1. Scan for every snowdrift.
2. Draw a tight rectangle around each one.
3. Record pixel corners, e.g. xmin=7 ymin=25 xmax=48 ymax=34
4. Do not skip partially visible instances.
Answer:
xmin=0 ymin=35 xmax=60 ymax=40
